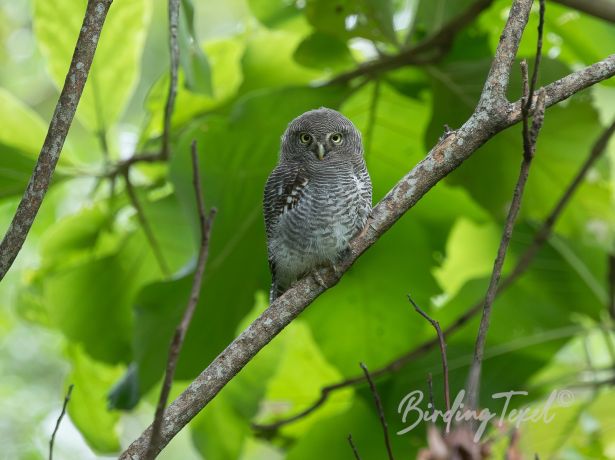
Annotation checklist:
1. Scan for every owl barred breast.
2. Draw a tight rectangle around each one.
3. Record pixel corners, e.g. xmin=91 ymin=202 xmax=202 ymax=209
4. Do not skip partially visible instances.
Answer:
xmin=263 ymin=108 xmax=372 ymax=301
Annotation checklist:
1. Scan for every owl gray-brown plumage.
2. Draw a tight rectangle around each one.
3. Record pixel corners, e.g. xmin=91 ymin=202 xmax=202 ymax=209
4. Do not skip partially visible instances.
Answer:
xmin=263 ymin=107 xmax=372 ymax=302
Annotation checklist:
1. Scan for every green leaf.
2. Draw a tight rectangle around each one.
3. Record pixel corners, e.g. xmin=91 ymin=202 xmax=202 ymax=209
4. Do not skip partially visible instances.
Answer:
xmin=143 ymin=37 xmax=245 ymax=140
xmin=412 ymin=0 xmax=476 ymax=41
xmin=247 ymin=0 xmax=302 ymax=28
xmin=34 ymin=0 xmax=151 ymax=131
xmin=66 ymin=345 xmax=123 ymax=453
xmin=304 ymin=0 xmax=399 ymax=44
xmin=179 ymin=0 xmax=212 ymax=95
xmin=0 ymin=87 xmax=53 ymax=158
xmin=239 ymin=28 xmax=324 ymax=92
xmin=293 ymin=32 xmax=355 ymax=72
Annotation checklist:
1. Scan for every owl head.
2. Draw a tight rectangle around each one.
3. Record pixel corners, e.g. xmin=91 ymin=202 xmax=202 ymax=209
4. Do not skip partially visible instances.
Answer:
xmin=280 ymin=107 xmax=363 ymax=164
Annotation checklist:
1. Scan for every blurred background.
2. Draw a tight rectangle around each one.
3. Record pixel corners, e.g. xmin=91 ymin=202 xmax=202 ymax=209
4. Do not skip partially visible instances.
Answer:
xmin=0 ymin=0 xmax=614 ymax=458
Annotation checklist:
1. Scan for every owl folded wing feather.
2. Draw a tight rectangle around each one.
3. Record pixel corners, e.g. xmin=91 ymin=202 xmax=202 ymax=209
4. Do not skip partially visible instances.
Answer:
xmin=263 ymin=164 xmax=309 ymax=238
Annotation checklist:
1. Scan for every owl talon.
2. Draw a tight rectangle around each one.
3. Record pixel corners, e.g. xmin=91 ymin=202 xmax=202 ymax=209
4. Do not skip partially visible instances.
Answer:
xmin=313 ymin=270 xmax=328 ymax=289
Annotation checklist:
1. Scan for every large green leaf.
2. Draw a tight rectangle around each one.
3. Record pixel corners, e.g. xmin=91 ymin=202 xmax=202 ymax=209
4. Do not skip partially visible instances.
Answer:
xmin=304 ymin=0 xmax=398 ymax=44
xmin=34 ymin=0 xmax=151 ymax=131
xmin=66 ymin=345 xmax=123 ymax=453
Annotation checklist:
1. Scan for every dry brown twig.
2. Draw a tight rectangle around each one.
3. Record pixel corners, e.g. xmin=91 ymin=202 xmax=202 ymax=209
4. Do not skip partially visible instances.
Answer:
xmin=408 ymin=295 xmax=451 ymax=412
xmin=360 ymin=362 xmax=395 ymax=460
xmin=144 ymin=140 xmax=216 ymax=459
xmin=49 ymin=384 xmax=74 ymax=460
xmin=347 ymin=434 xmax=362 ymax=460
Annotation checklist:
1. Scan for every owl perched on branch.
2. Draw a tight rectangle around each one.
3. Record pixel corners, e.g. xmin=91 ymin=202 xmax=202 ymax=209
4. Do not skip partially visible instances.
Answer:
xmin=263 ymin=108 xmax=372 ymax=302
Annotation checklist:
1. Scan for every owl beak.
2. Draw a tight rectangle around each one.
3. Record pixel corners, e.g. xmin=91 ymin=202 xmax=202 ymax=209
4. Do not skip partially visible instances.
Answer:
xmin=315 ymin=143 xmax=326 ymax=160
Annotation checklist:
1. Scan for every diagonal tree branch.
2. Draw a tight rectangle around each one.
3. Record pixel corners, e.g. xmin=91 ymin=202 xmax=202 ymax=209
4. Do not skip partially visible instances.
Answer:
xmin=253 ymin=116 xmax=615 ymax=432
xmin=120 ymin=3 xmax=615 ymax=456
xmin=0 ymin=0 xmax=114 ymax=282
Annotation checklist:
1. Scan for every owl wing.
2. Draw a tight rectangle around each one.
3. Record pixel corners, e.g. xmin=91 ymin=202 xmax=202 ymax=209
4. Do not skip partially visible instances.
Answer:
xmin=263 ymin=162 xmax=309 ymax=301
xmin=263 ymin=163 xmax=309 ymax=239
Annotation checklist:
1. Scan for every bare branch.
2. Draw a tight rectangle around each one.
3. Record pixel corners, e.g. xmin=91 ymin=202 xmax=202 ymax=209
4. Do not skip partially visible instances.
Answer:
xmin=348 ymin=434 xmax=362 ymax=460
xmin=408 ymin=295 xmax=450 ymax=412
xmin=0 ymin=0 xmax=113 ymax=281
xmin=144 ymin=141 xmax=216 ymax=459
xmin=161 ymin=0 xmax=180 ymax=160
xmin=253 ymin=116 xmax=615 ymax=432
xmin=103 ymin=0 xmax=181 ymax=178
xmin=466 ymin=2 xmax=547 ymax=410
xmin=360 ymin=363 xmax=395 ymax=460
xmin=609 ymin=252 xmax=615 ymax=321
xmin=49 ymin=384 xmax=74 ymax=460
xmin=551 ymin=0 xmax=615 ymax=23
xmin=121 ymin=2 xmax=615 ymax=455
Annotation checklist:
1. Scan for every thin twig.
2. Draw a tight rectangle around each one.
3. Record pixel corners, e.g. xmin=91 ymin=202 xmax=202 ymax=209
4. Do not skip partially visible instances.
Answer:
xmin=609 ymin=253 xmax=615 ymax=321
xmin=408 ymin=295 xmax=450 ymax=412
xmin=427 ymin=373 xmax=435 ymax=417
xmin=49 ymin=384 xmax=74 ymax=460
xmin=0 ymin=0 xmax=113 ymax=281
xmin=161 ymin=0 xmax=180 ymax=160
xmin=348 ymin=434 xmax=362 ymax=460
xmin=360 ymin=363 xmax=395 ymax=460
xmin=101 ymin=0 xmax=181 ymax=177
xmin=144 ymin=141 xmax=216 ymax=459
xmin=466 ymin=3 xmax=547 ymax=410
xmin=251 ymin=116 xmax=615 ymax=433
xmin=123 ymin=171 xmax=171 ymax=277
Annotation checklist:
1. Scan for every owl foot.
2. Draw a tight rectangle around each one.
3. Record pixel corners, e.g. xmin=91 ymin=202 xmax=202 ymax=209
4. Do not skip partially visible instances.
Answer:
xmin=312 ymin=270 xmax=328 ymax=290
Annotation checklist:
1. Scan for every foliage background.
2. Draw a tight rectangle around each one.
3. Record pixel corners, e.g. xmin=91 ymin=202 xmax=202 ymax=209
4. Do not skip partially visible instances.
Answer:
xmin=1 ymin=0 xmax=614 ymax=458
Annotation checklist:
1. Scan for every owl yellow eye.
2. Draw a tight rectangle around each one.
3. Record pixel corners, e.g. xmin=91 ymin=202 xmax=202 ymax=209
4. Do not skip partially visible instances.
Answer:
xmin=299 ymin=133 xmax=311 ymax=144
xmin=330 ymin=133 xmax=343 ymax=144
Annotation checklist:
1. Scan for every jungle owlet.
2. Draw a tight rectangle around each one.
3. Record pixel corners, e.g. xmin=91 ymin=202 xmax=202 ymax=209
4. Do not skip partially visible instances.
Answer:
xmin=263 ymin=107 xmax=372 ymax=301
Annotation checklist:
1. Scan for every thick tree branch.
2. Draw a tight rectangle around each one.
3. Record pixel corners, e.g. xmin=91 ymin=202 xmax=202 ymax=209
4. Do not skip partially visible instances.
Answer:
xmin=0 ymin=0 xmax=113 ymax=281
xmin=144 ymin=141 xmax=216 ymax=459
xmin=551 ymin=0 xmax=615 ymax=23
xmin=254 ymin=116 xmax=615 ymax=432
xmin=121 ymin=1 xmax=615 ymax=455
